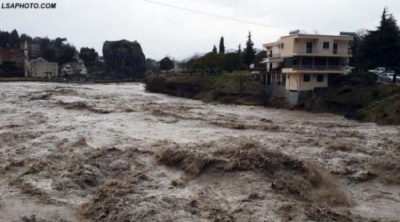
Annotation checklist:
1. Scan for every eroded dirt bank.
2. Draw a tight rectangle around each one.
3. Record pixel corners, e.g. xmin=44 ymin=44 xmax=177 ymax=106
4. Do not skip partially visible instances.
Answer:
xmin=0 ymin=82 xmax=399 ymax=222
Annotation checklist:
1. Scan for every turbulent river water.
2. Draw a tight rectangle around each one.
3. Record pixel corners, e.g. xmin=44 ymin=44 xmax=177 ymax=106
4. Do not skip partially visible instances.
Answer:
xmin=0 ymin=82 xmax=399 ymax=221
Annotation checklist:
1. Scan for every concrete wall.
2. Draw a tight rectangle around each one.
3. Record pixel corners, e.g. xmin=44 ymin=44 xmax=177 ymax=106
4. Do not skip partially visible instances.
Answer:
xmin=266 ymin=84 xmax=314 ymax=105
xmin=266 ymin=85 xmax=289 ymax=98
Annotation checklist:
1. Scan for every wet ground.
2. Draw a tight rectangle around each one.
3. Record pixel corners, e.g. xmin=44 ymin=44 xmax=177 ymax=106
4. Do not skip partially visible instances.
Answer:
xmin=0 ymin=82 xmax=399 ymax=222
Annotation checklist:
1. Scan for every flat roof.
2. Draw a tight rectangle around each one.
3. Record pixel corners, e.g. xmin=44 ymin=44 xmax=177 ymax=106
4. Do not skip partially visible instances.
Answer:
xmin=263 ymin=34 xmax=353 ymax=47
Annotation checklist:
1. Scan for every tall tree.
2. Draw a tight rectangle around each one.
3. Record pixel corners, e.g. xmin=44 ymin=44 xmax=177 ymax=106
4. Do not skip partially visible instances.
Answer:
xmin=9 ymin=29 xmax=19 ymax=47
xmin=349 ymin=29 xmax=366 ymax=71
xmin=360 ymin=8 xmax=400 ymax=70
xmin=159 ymin=57 xmax=174 ymax=72
xmin=212 ymin=45 xmax=217 ymax=54
xmin=57 ymin=44 xmax=76 ymax=65
xmin=254 ymin=50 xmax=267 ymax=69
xmin=20 ymin=33 xmax=32 ymax=43
xmin=0 ymin=31 xmax=11 ymax=47
xmin=80 ymin=47 xmax=98 ymax=66
xmin=237 ymin=44 xmax=242 ymax=55
xmin=146 ymin=58 xmax=160 ymax=73
xmin=222 ymin=53 xmax=241 ymax=73
xmin=244 ymin=32 xmax=256 ymax=67
xmin=102 ymin=40 xmax=146 ymax=78
xmin=219 ymin=36 xmax=225 ymax=54
xmin=54 ymin=37 xmax=67 ymax=50
xmin=42 ymin=47 xmax=57 ymax=62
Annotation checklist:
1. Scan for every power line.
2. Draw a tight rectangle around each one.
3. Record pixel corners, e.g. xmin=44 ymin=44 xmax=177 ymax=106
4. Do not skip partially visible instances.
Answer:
xmin=143 ymin=0 xmax=291 ymax=30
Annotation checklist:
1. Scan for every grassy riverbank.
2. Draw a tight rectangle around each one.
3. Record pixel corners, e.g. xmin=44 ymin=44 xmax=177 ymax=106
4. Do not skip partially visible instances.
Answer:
xmin=307 ymin=77 xmax=400 ymax=125
xmin=145 ymin=73 xmax=279 ymax=106
xmin=145 ymin=73 xmax=400 ymax=125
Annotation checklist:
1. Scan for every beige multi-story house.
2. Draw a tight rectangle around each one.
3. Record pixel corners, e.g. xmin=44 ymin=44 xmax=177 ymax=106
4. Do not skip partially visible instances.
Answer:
xmin=29 ymin=58 xmax=58 ymax=78
xmin=262 ymin=32 xmax=353 ymax=104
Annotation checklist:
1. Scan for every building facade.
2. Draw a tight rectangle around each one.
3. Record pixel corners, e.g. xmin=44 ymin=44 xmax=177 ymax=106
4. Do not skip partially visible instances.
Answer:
xmin=262 ymin=33 xmax=353 ymax=104
xmin=61 ymin=60 xmax=88 ymax=76
xmin=29 ymin=37 xmax=42 ymax=59
xmin=29 ymin=58 xmax=58 ymax=78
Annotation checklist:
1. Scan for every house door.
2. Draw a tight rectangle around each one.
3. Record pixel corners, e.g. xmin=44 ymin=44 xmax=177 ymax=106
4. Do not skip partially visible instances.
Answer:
xmin=333 ymin=43 xmax=338 ymax=54
xmin=306 ymin=42 xmax=313 ymax=53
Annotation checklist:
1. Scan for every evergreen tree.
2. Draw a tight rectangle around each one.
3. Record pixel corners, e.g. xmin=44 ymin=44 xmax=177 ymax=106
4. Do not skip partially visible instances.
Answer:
xmin=212 ymin=45 xmax=217 ymax=54
xmin=20 ymin=33 xmax=32 ymax=43
xmin=237 ymin=44 xmax=242 ymax=54
xmin=360 ymin=8 xmax=400 ymax=70
xmin=219 ymin=36 xmax=225 ymax=54
xmin=349 ymin=29 xmax=366 ymax=71
xmin=42 ymin=47 xmax=57 ymax=62
xmin=9 ymin=29 xmax=19 ymax=47
xmin=244 ymin=32 xmax=256 ymax=67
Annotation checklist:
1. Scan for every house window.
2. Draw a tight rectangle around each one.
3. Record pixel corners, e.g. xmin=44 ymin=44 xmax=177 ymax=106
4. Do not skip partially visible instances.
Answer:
xmin=303 ymin=74 xmax=310 ymax=82
xmin=317 ymin=74 xmax=324 ymax=82
xmin=281 ymin=43 xmax=284 ymax=49
xmin=323 ymin=42 xmax=330 ymax=49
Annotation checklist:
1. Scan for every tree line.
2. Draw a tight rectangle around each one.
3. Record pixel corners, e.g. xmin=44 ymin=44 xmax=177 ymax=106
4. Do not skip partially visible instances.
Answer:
xmin=152 ymin=32 xmax=266 ymax=74
xmin=0 ymin=29 xmax=99 ymax=68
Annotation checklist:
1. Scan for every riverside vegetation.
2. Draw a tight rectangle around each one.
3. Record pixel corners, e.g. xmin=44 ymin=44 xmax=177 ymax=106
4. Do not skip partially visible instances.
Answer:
xmin=145 ymin=72 xmax=400 ymax=125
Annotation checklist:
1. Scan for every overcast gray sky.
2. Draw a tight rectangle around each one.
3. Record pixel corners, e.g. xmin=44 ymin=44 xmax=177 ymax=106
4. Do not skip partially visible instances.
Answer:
xmin=1 ymin=0 xmax=399 ymax=60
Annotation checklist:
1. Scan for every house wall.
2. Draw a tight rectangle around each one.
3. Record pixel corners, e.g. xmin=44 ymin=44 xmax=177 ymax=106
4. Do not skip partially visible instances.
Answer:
xmin=297 ymin=73 xmax=328 ymax=91
xmin=294 ymin=38 xmax=349 ymax=56
xmin=278 ymin=35 xmax=352 ymax=57
xmin=286 ymin=73 xmax=300 ymax=90
xmin=285 ymin=73 xmax=328 ymax=91
xmin=280 ymin=36 xmax=295 ymax=57
xmin=30 ymin=59 xmax=58 ymax=77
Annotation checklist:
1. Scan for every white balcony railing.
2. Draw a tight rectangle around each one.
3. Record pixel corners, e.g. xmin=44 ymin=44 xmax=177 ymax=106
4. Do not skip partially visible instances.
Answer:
xmin=333 ymin=49 xmax=352 ymax=55
xmin=293 ymin=48 xmax=352 ymax=55
xmin=294 ymin=48 xmax=315 ymax=54
xmin=268 ymin=53 xmax=281 ymax=58
xmin=292 ymin=65 xmax=343 ymax=71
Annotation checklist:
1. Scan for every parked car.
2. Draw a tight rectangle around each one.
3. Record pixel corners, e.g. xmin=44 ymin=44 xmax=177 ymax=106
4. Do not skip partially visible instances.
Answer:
xmin=379 ymin=73 xmax=400 ymax=82
xmin=343 ymin=66 xmax=355 ymax=74
xmin=369 ymin=67 xmax=385 ymax=74
xmin=382 ymin=70 xmax=395 ymax=75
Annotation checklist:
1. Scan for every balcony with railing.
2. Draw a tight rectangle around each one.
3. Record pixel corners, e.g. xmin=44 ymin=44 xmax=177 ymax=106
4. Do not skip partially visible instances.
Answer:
xmin=268 ymin=52 xmax=281 ymax=58
xmin=266 ymin=52 xmax=282 ymax=63
xmin=333 ymin=49 xmax=352 ymax=56
xmin=293 ymin=48 xmax=352 ymax=56
xmin=293 ymin=48 xmax=316 ymax=54
xmin=291 ymin=65 xmax=343 ymax=71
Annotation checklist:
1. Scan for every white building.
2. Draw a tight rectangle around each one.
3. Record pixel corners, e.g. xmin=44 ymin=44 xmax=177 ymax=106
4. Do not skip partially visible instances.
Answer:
xmin=29 ymin=58 xmax=58 ymax=78
xmin=61 ymin=60 xmax=88 ymax=76
xmin=24 ymin=41 xmax=29 ymax=77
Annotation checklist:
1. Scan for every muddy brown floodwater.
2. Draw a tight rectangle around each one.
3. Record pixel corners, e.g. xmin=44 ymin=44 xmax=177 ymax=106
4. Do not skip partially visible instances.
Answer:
xmin=0 ymin=82 xmax=399 ymax=222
